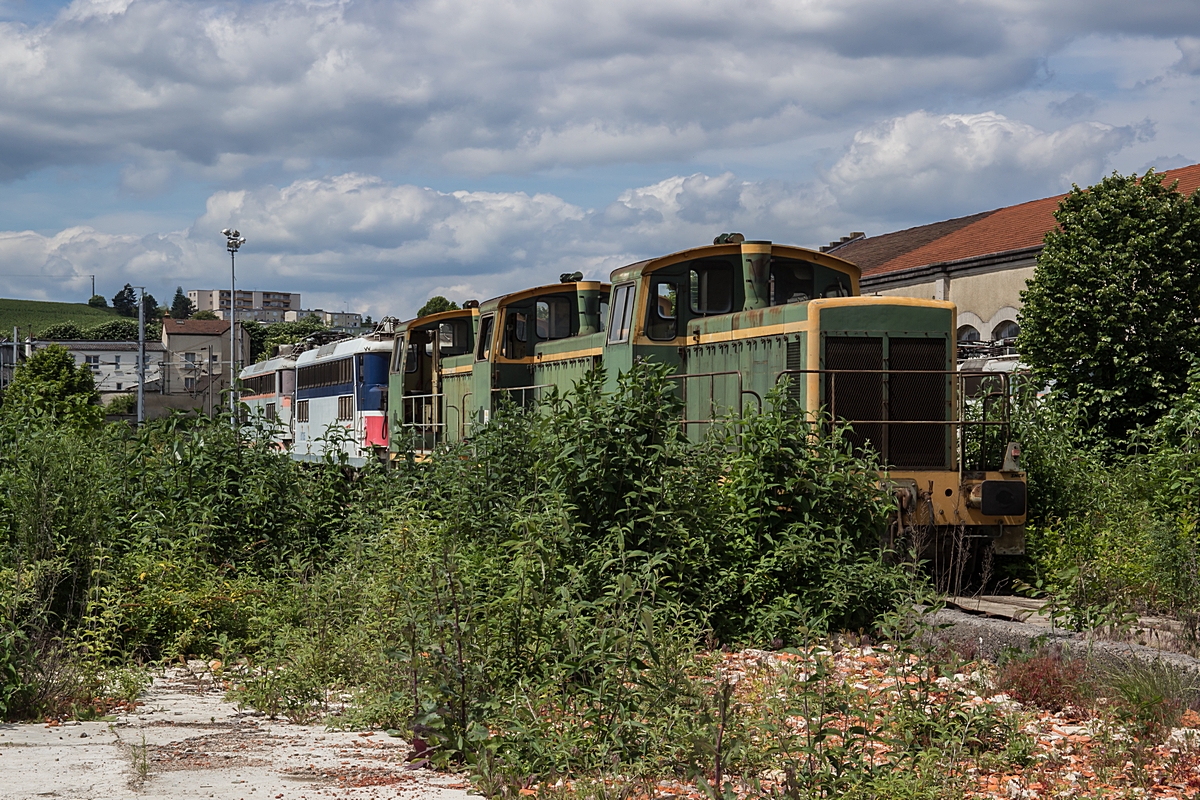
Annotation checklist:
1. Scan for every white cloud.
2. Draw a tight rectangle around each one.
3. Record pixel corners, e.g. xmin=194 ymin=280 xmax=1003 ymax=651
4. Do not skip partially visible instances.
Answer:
xmin=826 ymin=111 xmax=1139 ymax=217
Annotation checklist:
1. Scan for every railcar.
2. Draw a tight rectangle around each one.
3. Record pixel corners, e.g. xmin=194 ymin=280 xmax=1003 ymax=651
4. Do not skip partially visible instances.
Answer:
xmin=293 ymin=331 xmax=394 ymax=466
xmin=389 ymin=236 xmax=1027 ymax=553
xmin=238 ymin=350 xmax=298 ymax=448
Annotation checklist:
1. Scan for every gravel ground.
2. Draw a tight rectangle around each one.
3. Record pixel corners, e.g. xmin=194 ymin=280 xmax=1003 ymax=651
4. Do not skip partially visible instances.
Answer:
xmin=0 ymin=666 xmax=473 ymax=800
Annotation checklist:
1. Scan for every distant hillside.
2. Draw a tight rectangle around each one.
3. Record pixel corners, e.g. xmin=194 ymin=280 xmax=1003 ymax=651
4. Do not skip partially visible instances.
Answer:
xmin=0 ymin=298 xmax=119 ymax=339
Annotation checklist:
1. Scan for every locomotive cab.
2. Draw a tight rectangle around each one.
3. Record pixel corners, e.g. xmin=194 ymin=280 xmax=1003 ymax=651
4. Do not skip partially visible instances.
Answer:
xmin=466 ymin=279 xmax=609 ymax=434
xmin=388 ymin=307 xmax=478 ymax=454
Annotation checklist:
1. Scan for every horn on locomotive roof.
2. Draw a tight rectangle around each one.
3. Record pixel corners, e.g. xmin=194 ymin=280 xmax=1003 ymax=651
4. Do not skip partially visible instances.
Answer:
xmin=559 ymin=271 xmax=584 ymax=283
xmin=713 ymin=232 xmax=745 ymax=244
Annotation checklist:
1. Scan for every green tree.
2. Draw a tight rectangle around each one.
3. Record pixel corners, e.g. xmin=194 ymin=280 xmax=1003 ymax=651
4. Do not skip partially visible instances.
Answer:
xmin=192 ymin=310 xmax=219 ymax=320
xmin=141 ymin=292 xmax=161 ymax=321
xmin=111 ymin=284 xmax=137 ymax=317
xmin=38 ymin=322 xmax=84 ymax=340
xmin=1 ymin=344 xmax=102 ymax=426
xmin=417 ymin=295 xmax=458 ymax=317
xmin=1019 ymin=169 xmax=1200 ymax=441
xmin=169 ymin=287 xmax=193 ymax=319
xmin=87 ymin=294 xmax=108 ymax=309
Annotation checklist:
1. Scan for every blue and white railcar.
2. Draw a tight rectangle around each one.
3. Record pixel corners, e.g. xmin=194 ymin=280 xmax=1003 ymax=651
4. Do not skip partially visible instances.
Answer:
xmin=238 ymin=352 xmax=298 ymax=448
xmin=292 ymin=333 xmax=392 ymax=466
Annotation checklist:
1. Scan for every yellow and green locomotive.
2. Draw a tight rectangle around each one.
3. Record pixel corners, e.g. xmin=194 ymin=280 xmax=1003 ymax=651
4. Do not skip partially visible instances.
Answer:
xmin=389 ymin=236 xmax=1026 ymax=552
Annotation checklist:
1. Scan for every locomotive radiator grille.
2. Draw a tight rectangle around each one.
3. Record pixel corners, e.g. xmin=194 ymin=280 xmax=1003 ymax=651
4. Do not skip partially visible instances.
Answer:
xmin=824 ymin=337 xmax=885 ymax=460
xmin=823 ymin=335 xmax=949 ymax=469
xmin=887 ymin=338 xmax=948 ymax=468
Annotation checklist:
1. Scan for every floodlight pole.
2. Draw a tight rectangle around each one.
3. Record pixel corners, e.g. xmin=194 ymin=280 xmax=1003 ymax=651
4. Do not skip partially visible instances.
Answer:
xmin=134 ymin=285 xmax=146 ymax=425
xmin=222 ymin=228 xmax=246 ymax=418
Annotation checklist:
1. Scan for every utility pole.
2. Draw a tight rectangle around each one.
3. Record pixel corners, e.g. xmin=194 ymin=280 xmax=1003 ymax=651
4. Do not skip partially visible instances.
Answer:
xmin=222 ymin=228 xmax=246 ymax=418
xmin=91 ymin=275 xmax=95 ymax=298
xmin=135 ymin=286 xmax=146 ymax=424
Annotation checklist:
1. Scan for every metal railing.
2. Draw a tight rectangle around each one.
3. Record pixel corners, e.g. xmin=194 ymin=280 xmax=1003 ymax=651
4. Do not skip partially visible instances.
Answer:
xmin=770 ymin=368 xmax=1015 ymax=472
xmin=396 ymin=392 xmax=444 ymax=452
xmin=491 ymin=384 xmax=555 ymax=408
xmin=671 ymin=370 xmax=763 ymax=435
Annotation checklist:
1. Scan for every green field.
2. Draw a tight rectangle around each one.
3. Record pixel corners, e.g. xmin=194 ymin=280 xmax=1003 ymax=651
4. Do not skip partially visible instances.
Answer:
xmin=0 ymin=297 xmax=119 ymax=339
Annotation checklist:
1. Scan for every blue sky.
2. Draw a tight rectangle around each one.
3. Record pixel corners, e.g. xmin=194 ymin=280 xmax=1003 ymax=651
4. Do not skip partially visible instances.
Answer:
xmin=0 ymin=0 xmax=1198 ymax=319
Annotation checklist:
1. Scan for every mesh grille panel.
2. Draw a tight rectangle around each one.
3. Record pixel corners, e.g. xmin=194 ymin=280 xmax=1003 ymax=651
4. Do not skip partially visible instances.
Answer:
xmin=785 ymin=339 xmax=804 ymax=407
xmin=888 ymin=338 xmax=948 ymax=468
xmin=824 ymin=337 xmax=884 ymax=457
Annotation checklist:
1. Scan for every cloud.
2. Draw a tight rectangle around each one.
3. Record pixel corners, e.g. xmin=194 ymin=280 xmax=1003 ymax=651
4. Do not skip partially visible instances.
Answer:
xmin=3 ymin=0 xmax=1193 ymax=183
xmin=1174 ymin=37 xmax=1200 ymax=74
xmin=0 ymin=104 xmax=1173 ymax=319
xmin=825 ymin=110 xmax=1139 ymax=217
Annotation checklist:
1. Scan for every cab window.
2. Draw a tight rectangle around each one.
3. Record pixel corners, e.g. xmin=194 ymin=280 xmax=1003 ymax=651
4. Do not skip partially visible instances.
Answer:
xmin=503 ymin=309 xmax=528 ymax=358
xmin=608 ymin=284 xmax=635 ymax=343
xmin=438 ymin=319 xmax=472 ymax=356
xmin=475 ymin=314 xmax=494 ymax=361
xmin=770 ymin=258 xmax=814 ymax=305
xmin=536 ymin=297 xmax=572 ymax=340
xmin=689 ymin=262 xmax=734 ymax=315
xmin=646 ymin=281 xmax=678 ymax=341
xmin=390 ymin=334 xmax=406 ymax=373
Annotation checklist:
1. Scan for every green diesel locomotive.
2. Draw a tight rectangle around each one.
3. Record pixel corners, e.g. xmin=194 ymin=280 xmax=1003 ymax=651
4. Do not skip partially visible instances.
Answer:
xmin=388 ymin=236 xmax=1027 ymax=553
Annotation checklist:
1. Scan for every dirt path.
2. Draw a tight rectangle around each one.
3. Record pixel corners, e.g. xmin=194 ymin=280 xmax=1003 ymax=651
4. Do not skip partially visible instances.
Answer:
xmin=0 ymin=666 xmax=473 ymax=800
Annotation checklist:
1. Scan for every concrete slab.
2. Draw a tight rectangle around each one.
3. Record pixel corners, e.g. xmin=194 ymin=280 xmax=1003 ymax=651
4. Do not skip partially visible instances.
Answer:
xmin=0 ymin=668 xmax=473 ymax=800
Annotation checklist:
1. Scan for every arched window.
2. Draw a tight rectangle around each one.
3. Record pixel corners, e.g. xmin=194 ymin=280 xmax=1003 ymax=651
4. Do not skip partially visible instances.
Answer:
xmin=992 ymin=320 xmax=1020 ymax=341
xmin=957 ymin=325 xmax=980 ymax=343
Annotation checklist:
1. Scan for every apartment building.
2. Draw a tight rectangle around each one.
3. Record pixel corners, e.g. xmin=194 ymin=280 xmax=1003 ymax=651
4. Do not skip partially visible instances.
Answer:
xmin=188 ymin=289 xmax=301 ymax=323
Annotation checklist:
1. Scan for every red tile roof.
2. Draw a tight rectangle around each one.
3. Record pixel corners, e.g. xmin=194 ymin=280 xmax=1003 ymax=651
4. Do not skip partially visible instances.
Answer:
xmin=163 ymin=319 xmax=231 ymax=335
xmin=837 ymin=163 xmax=1200 ymax=277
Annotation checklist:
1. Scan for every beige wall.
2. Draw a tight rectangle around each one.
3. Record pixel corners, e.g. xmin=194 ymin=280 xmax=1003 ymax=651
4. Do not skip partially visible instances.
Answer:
xmin=865 ymin=265 xmax=1034 ymax=341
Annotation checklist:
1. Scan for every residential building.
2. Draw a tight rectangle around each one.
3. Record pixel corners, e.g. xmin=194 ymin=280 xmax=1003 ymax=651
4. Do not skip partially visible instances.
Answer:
xmin=160 ymin=318 xmax=250 ymax=415
xmin=284 ymin=309 xmax=363 ymax=331
xmin=59 ymin=341 xmax=167 ymax=395
xmin=188 ymin=289 xmax=301 ymax=323
xmin=830 ymin=163 xmax=1200 ymax=344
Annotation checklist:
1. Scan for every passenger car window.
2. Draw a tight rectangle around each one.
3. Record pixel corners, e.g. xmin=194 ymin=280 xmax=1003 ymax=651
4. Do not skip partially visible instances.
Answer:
xmin=647 ymin=281 xmax=678 ymax=341
xmin=536 ymin=297 xmax=572 ymax=340
xmin=689 ymin=264 xmax=734 ymax=314
xmin=607 ymin=284 xmax=635 ymax=344
xmin=475 ymin=315 xmax=494 ymax=360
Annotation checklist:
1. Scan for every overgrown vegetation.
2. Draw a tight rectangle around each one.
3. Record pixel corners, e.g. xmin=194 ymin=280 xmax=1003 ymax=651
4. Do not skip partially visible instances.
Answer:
xmin=1013 ymin=364 xmax=1200 ymax=627
xmin=0 ymin=363 xmax=910 ymax=759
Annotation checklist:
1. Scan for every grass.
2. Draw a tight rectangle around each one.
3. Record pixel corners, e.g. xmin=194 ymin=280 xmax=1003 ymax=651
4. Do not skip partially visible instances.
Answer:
xmin=0 ymin=297 xmax=118 ymax=338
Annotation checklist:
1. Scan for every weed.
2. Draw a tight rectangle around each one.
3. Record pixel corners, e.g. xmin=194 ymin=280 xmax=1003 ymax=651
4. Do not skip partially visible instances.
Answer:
xmin=996 ymin=645 xmax=1092 ymax=712
xmin=1101 ymin=658 xmax=1199 ymax=741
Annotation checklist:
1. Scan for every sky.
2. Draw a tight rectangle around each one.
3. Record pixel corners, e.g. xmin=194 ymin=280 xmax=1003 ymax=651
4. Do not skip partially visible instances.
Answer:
xmin=0 ymin=0 xmax=1198 ymax=319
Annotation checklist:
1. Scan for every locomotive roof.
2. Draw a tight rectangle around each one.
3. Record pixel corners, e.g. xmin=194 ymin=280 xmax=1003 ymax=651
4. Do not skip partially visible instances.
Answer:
xmin=399 ymin=307 xmax=478 ymax=331
xmin=293 ymin=335 xmax=393 ymax=366
xmin=477 ymin=280 xmax=607 ymax=313
xmin=607 ymin=242 xmax=861 ymax=284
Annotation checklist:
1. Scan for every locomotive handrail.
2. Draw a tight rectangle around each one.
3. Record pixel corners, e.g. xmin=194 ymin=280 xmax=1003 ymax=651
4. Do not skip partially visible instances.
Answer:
xmin=491 ymin=384 xmax=555 ymax=408
xmin=671 ymin=370 xmax=763 ymax=435
xmin=772 ymin=368 xmax=1015 ymax=472
xmin=397 ymin=392 xmax=445 ymax=453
